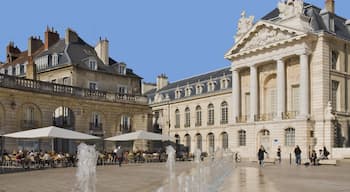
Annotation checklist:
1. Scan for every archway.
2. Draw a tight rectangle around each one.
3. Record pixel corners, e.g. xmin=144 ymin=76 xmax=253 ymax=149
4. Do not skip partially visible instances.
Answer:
xmin=195 ymin=133 xmax=202 ymax=152
xmin=52 ymin=106 xmax=75 ymax=153
xmin=184 ymin=134 xmax=191 ymax=153
xmin=207 ymin=133 xmax=215 ymax=154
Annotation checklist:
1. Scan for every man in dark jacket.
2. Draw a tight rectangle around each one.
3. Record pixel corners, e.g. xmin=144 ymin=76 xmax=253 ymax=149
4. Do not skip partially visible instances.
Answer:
xmin=258 ymin=145 xmax=268 ymax=167
xmin=116 ymin=146 xmax=124 ymax=167
xmin=294 ymin=145 xmax=302 ymax=165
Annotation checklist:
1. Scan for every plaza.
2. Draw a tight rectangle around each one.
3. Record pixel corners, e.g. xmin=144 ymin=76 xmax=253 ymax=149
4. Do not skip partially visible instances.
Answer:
xmin=0 ymin=160 xmax=350 ymax=192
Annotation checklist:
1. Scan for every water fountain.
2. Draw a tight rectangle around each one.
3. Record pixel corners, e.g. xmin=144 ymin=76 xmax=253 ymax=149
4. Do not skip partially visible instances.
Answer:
xmin=157 ymin=146 xmax=234 ymax=192
xmin=73 ymin=143 xmax=98 ymax=192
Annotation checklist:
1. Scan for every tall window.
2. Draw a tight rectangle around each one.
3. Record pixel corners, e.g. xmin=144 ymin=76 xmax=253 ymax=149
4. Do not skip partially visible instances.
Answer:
xmin=91 ymin=112 xmax=101 ymax=130
xmin=331 ymin=80 xmax=339 ymax=111
xmin=221 ymin=101 xmax=228 ymax=124
xmin=331 ymin=50 xmax=339 ymax=70
xmin=221 ymin=132 xmax=228 ymax=149
xmin=185 ymin=134 xmax=191 ymax=152
xmin=245 ymin=93 xmax=250 ymax=116
xmin=25 ymin=107 xmax=35 ymax=121
xmin=185 ymin=107 xmax=190 ymax=128
xmin=118 ymin=64 xmax=126 ymax=75
xmin=196 ymin=134 xmax=202 ymax=151
xmin=20 ymin=64 xmax=25 ymax=74
xmin=238 ymin=130 xmax=246 ymax=146
xmin=118 ymin=86 xmax=128 ymax=94
xmin=207 ymin=81 xmax=215 ymax=92
xmin=89 ymin=59 xmax=97 ymax=70
xmin=285 ymin=128 xmax=295 ymax=146
xmin=266 ymin=88 xmax=277 ymax=114
xmin=221 ymin=78 xmax=229 ymax=89
xmin=207 ymin=104 xmax=214 ymax=125
xmin=175 ymin=89 xmax=182 ymax=99
xmin=52 ymin=53 xmax=59 ymax=66
xmin=185 ymin=87 xmax=192 ymax=97
xmin=175 ymin=109 xmax=180 ymax=128
xmin=208 ymin=133 xmax=215 ymax=154
xmin=120 ymin=115 xmax=131 ymax=133
xmin=195 ymin=105 xmax=202 ymax=126
xmin=196 ymin=84 xmax=203 ymax=94
xmin=291 ymin=85 xmax=300 ymax=112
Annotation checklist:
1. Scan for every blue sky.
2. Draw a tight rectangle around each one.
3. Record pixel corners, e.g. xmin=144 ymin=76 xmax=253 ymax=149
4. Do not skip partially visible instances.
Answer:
xmin=0 ymin=0 xmax=349 ymax=83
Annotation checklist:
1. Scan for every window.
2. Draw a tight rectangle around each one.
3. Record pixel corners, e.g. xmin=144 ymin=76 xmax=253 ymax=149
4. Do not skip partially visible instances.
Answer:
xmin=118 ymin=86 xmax=128 ymax=94
xmin=175 ymin=109 xmax=180 ymax=128
xmin=238 ymin=130 xmax=246 ymax=146
xmin=185 ymin=107 xmax=190 ymax=127
xmin=120 ymin=115 xmax=131 ymax=133
xmin=221 ymin=132 xmax=228 ymax=149
xmin=20 ymin=64 xmax=24 ymax=74
xmin=266 ymin=88 xmax=277 ymax=114
xmin=52 ymin=53 xmax=59 ymax=66
xmin=195 ymin=105 xmax=202 ymax=126
xmin=245 ymin=93 xmax=250 ymax=116
xmin=196 ymin=84 xmax=203 ymax=95
xmin=89 ymin=82 xmax=97 ymax=90
xmin=207 ymin=81 xmax=216 ymax=92
xmin=62 ymin=77 xmax=70 ymax=85
xmin=196 ymin=134 xmax=202 ymax=151
xmin=291 ymin=85 xmax=300 ymax=112
xmin=175 ymin=88 xmax=182 ymax=99
xmin=16 ymin=64 xmax=20 ymax=75
xmin=221 ymin=101 xmax=228 ymax=124
xmin=208 ymin=133 xmax=215 ymax=154
xmin=285 ymin=128 xmax=295 ymax=146
xmin=118 ymin=64 xmax=126 ymax=75
xmin=331 ymin=80 xmax=339 ymax=111
xmin=89 ymin=59 xmax=97 ymax=70
xmin=91 ymin=112 xmax=101 ymax=128
xmin=185 ymin=87 xmax=192 ymax=97
xmin=331 ymin=50 xmax=339 ymax=70
xmin=185 ymin=134 xmax=191 ymax=152
xmin=208 ymin=104 xmax=214 ymax=125
xmin=25 ymin=107 xmax=35 ymax=121
xmin=220 ymin=77 xmax=230 ymax=89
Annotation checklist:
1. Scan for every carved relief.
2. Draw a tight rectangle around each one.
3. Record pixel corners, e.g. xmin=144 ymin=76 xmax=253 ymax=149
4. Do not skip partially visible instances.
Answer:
xmin=235 ymin=11 xmax=255 ymax=42
xmin=278 ymin=0 xmax=304 ymax=19
xmin=240 ymin=28 xmax=294 ymax=52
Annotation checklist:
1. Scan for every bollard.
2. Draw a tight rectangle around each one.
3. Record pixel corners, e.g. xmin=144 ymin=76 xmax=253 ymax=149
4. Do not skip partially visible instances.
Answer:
xmin=289 ymin=153 xmax=292 ymax=165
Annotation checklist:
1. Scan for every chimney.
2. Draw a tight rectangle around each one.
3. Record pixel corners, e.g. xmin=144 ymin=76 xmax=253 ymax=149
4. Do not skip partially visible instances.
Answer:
xmin=95 ymin=37 xmax=109 ymax=65
xmin=28 ymin=36 xmax=43 ymax=56
xmin=6 ymin=42 xmax=21 ymax=63
xmin=45 ymin=26 xmax=59 ymax=50
xmin=26 ymin=56 xmax=37 ymax=80
xmin=65 ymin=28 xmax=79 ymax=45
xmin=325 ymin=0 xmax=335 ymax=14
xmin=156 ymin=74 xmax=168 ymax=90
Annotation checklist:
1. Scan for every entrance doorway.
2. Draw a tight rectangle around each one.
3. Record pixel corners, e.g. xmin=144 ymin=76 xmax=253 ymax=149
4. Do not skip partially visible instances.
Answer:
xmin=258 ymin=129 xmax=270 ymax=153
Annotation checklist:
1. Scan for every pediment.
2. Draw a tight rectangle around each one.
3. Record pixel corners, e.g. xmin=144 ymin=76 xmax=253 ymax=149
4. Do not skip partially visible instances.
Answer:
xmin=225 ymin=21 xmax=307 ymax=58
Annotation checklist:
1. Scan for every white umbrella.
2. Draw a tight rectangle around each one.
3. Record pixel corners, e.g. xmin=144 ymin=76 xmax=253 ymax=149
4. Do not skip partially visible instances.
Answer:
xmin=3 ymin=126 xmax=100 ymax=140
xmin=105 ymin=130 xmax=174 ymax=141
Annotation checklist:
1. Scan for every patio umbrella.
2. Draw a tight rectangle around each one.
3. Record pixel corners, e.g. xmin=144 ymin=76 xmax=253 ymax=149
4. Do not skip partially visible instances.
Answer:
xmin=3 ymin=126 xmax=100 ymax=152
xmin=3 ymin=126 xmax=100 ymax=140
xmin=105 ymin=130 xmax=174 ymax=141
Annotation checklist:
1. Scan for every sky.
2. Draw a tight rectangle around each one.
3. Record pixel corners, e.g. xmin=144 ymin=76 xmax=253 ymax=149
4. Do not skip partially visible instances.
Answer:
xmin=1 ymin=0 xmax=350 ymax=83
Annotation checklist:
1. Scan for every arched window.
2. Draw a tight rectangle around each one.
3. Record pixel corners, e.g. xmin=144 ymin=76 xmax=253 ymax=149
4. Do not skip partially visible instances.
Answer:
xmin=196 ymin=134 xmax=202 ymax=151
xmin=175 ymin=109 xmax=180 ymax=128
xmin=238 ymin=130 xmax=246 ymax=146
xmin=208 ymin=133 xmax=215 ymax=154
xmin=285 ymin=128 xmax=295 ymax=146
xmin=195 ymin=105 xmax=202 ymax=126
xmin=207 ymin=104 xmax=214 ymax=125
xmin=221 ymin=132 xmax=228 ymax=149
xmin=185 ymin=134 xmax=191 ymax=152
xmin=221 ymin=101 xmax=228 ymax=124
xmin=185 ymin=107 xmax=190 ymax=128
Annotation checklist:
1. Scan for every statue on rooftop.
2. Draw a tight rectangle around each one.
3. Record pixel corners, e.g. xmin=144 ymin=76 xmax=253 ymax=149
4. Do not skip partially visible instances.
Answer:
xmin=278 ymin=0 xmax=304 ymax=19
xmin=235 ymin=11 xmax=254 ymax=42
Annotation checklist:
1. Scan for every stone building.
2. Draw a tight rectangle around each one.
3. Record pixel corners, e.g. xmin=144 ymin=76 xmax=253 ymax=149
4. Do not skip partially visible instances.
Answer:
xmin=0 ymin=27 xmax=151 ymax=153
xmin=148 ymin=0 xmax=350 ymax=160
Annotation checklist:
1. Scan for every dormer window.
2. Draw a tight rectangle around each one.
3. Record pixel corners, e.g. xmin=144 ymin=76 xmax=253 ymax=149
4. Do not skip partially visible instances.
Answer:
xmin=220 ymin=76 xmax=230 ymax=89
xmin=89 ymin=59 xmax=97 ymax=70
xmin=118 ymin=63 xmax=126 ymax=75
xmin=185 ymin=86 xmax=192 ymax=97
xmin=207 ymin=80 xmax=216 ymax=92
xmin=52 ymin=53 xmax=59 ymax=66
xmin=175 ymin=88 xmax=182 ymax=99
xmin=196 ymin=84 xmax=204 ymax=95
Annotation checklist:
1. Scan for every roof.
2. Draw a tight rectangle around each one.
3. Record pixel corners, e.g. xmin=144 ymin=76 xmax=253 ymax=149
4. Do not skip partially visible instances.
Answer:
xmin=147 ymin=67 xmax=232 ymax=102
xmin=261 ymin=2 xmax=350 ymax=40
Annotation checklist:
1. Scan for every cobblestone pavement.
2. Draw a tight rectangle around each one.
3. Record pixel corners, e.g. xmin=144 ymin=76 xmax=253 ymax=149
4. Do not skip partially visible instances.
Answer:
xmin=1 ymin=160 xmax=350 ymax=192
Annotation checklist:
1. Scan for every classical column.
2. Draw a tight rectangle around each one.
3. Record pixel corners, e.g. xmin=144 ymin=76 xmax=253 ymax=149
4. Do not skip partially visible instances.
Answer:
xmin=276 ymin=59 xmax=286 ymax=119
xmin=250 ymin=65 xmax=258 ymax=122
xmin=232 ymin=69 xmax=240 ymax=123
xmin=299 ymin=52 xmax=310 ymax=118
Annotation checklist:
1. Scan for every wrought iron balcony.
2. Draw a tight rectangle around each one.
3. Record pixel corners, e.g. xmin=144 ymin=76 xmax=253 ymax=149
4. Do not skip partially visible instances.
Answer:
xmin=236 ymin=115 xmax=248 ymax=123
xmin=20 ymin=120 xmax=39 ymax=129
xmin=254 ymin=113 xmax=276 ymax=121
xmin=0 ymin=74 xmax=147 ymax=104
xmin=282 ymin=111 xmax=299 ymax=120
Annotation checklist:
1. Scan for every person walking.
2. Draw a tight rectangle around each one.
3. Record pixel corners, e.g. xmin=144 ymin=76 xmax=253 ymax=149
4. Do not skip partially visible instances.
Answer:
xmin=116 ymin=146 xmax=124 ymax=167
xmin=258 ymin=145 xmax=268 ymax=167
xmin=310 ymin=150 xmax=317 ymax=165
xmin=294 ymin=145 xmax=302 ymax=165
xmin=276 ymin=146 xmax=281 ymax=164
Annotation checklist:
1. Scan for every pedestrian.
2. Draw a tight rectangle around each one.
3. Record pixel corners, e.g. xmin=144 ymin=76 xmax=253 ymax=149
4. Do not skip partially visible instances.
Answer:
xmin=116 ymin=146 xmax=124 ymax=167
xmin=294 ymin=145 xmax=302 ymax=165
xmin=310 ymin=150 xmax=317 ymax=165
xmin=257 ymin=145 xmax=268 ymax=167
xmin=277 ymin=146 xmax=281 ymax=164
xmin=323 ymin=146 xmax=330 ymax=159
